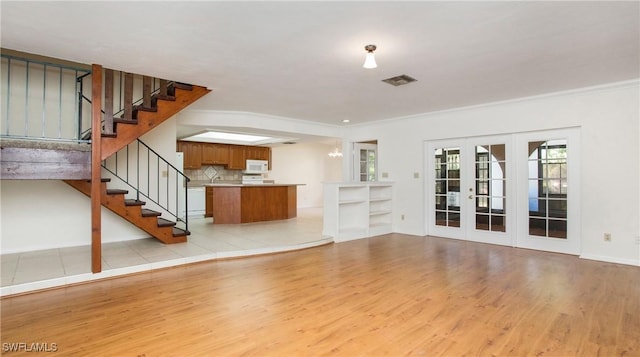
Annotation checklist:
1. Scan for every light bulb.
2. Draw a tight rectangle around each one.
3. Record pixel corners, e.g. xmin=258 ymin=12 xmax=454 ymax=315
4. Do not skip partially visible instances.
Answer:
xmin=363 ymin=52 xmax=377 ymax=69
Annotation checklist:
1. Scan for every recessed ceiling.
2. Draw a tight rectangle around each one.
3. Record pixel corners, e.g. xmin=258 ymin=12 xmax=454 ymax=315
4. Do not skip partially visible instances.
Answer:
xmin=1 ymin=1 xmax=638 ymax=128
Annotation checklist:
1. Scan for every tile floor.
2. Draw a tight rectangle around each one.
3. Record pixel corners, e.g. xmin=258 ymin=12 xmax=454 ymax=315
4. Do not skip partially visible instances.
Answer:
xmin=1 ymin=207 xmax=332 ymax=296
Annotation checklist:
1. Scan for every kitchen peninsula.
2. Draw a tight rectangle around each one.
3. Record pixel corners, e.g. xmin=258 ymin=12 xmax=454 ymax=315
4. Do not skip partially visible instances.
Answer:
xmin=205 ymin=183 xmax=300 ymax=224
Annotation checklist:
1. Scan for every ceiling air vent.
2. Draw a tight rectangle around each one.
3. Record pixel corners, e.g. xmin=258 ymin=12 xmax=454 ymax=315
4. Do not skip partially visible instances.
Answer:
xmin=382 ymin=74 xmax=417 ymax=87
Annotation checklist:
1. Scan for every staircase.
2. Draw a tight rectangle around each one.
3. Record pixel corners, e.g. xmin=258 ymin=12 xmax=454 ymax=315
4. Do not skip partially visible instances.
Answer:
xmin=65 ymin=77 xmax=209 ymax=243
xmin=1 ymin=55 xmax=211 ymax=273
xmin=65 ymin=179 xmax=188 ymax=244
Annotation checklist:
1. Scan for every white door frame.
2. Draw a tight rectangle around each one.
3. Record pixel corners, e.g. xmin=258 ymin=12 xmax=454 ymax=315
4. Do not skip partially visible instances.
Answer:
xmin=426 ymin=135 xmax=515 ymax=246
xmin=515 ymin=128 xmax=581 ymax=255
xmin=424 ymin=128 xmax=581 ymax=255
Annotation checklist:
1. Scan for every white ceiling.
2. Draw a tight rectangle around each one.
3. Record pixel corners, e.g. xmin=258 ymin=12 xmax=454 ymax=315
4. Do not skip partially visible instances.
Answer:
xmin=2 ymin=1 xmax=639 ymax=129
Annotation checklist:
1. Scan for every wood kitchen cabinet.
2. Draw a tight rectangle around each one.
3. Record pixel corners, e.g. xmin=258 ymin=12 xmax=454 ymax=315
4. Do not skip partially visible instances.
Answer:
xmin=205 ymin=187 xmax=213 ymax=217
xmin=177 ymin=141 xmax=271 ymax=170
xmin=202 ymin=143 xmax=229 ymax=165
xmin=227 ymin=145 xmax=246 ymax=169
xmin=208 ymin=184 xmax=298 ymax=224
xmin=177 ymin=141 xmax=202 ymax=169
xmin=246 ymin=146 xmax=270 ymax=161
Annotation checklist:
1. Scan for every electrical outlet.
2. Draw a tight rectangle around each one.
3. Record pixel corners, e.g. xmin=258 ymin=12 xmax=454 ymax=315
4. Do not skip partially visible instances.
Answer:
xmin=401 ymin=214 xmax=405 ymax=221
xmin=413 ymin=172 xmax=420 ymax=179
xmin=604 ymin=233 xmax=612 ymax=242
xmin=382 ymin=172 xmax=389 ymax=178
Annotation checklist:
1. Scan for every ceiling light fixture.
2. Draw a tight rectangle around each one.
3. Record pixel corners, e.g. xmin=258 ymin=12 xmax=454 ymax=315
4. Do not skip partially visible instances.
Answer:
xmin=328 ymin=141 xmax=343 ymax=158
xmin=363 ymin=44 xmax=377 ymax=69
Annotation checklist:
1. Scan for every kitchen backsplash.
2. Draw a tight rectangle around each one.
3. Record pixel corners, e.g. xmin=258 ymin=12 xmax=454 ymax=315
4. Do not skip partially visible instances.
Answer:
xmin=184 ymin=165 xmax=268 ymax=181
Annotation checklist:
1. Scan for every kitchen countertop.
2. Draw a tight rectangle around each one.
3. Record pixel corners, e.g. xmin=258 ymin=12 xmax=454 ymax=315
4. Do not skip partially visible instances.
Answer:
xmin=204 ymin=183 xmax=305 ymax=187
xmin=187 ymin=180 xmax=304 ymax=188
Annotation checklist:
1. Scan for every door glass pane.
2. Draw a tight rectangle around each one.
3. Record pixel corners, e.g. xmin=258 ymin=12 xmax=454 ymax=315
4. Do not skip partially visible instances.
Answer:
xmin=434 ymin=147 xmax=460 ymax=228
xmin=474 ymin=144 xmax=506 ymax=232
xmin=358 ymin=148 xmax=377 ymax=182
xmin=528 ymin=140 xmax=568 ymax=239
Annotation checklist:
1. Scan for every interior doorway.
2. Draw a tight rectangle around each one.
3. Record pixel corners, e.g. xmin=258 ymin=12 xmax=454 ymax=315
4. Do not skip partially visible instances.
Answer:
xmin=353 ymin=141 xmax=378 ymax=182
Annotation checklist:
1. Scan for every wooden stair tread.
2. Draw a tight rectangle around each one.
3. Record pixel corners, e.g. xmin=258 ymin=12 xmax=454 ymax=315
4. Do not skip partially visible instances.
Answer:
xmin=155 ymin=94 xmax=176 ymax=101
xmin=113 ymin=118 xmax=138 ymax=125
xmin=124 ymin=199 xmax=145 ymax=206
xmin=134 ymin=105 xmax=157 ymax=113
xmin=101 ymin=133 xmax=118 ymax=138
xmin=141 ymin=209 xmax=162 ymax=217
xmin=172 ymin=227 xmax=190 ymax=237
xmin=84 ymin=178 xmax=111 ymax=183
xmin=173 ymin=82 xmax=193 ymax=91
xmin=157 ymin=218 xmax=176 ymax=227
xmin=106 ymin=189 xmax=128 ymax=195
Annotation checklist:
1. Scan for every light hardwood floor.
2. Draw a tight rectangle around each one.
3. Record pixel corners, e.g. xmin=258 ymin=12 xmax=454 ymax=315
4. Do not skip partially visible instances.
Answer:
xmin=1 ymin=234 xmax=639 ymax=356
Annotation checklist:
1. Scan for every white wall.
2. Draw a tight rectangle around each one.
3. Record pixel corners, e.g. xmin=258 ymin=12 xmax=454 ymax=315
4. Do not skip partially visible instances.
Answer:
xmin=0 ymin=116 xmax=180 ymax=253
xmin=2 ymin=81 xmax=638 ymax=267
xmin=344 ymin=80 xmax=640 ymax=266
xmin=269 ymin=142 xmax=342 ymax=208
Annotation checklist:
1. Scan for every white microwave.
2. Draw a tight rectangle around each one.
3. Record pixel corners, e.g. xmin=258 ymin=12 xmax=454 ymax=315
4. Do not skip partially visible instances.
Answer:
xmin=244 ymin=160 xmax=268 ymax=174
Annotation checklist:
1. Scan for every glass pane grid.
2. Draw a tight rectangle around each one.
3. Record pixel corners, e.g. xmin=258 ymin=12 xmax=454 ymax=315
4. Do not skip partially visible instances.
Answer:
xmin=528 ymin=140 xmax=568 ymax=239
xmin=434 ymin=147 xmax=461 ymax=228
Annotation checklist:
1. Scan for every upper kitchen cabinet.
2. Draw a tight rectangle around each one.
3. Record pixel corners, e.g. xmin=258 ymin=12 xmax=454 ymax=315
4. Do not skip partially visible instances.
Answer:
xmin=227 ymin=145 xmax=246 ymax=170
xmin=177 ymin=141 xmax=202 ymax=169
xmin=202 ymin=143 xmax=229 ymax=165
xmin=177 ymin=141 xmax=271 ymax=170
xmin=246 ymin=146 xmax=271 ymax=161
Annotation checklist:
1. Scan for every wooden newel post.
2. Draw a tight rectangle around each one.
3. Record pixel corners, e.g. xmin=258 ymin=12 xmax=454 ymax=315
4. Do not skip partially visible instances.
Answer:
xmin=91 ymin=64 xmax=103 ymax=273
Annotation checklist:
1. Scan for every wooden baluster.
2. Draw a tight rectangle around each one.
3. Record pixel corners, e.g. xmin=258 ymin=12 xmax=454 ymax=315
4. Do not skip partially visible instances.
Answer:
xmin=143 ymin=75 xmax=152 ymax=109
xmin=159 ymin=79 xmax=168 ymax=98
xmin=103 ymin=69 xmax=114 ymax=135
xmin=123 ymin=72 xmax=133 ymax=119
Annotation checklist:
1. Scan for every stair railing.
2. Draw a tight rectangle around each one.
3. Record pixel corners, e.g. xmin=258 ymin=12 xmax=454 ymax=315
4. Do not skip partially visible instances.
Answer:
xmin=1 ymin=54 xmax=92 ymax=143
xmin=101 ymin=138 xmax=190 ymax=232
xmin=78 ymin=70 xmax=171 ymax=140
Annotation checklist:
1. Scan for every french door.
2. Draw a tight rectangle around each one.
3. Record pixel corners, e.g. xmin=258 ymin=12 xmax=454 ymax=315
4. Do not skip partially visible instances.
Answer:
xmin=427 ymin=135 xmax=514 ymax=246
xmin=515 ymin=128 xmax=580 ymax=254
xmin=427 ymin=129 xmax=580 ymax=255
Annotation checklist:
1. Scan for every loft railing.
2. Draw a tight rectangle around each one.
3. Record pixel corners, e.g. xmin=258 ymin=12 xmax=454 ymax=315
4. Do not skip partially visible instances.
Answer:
xmin=2 ymin=55 xmax=189 ymax=228
xmin=102 ymin=138 xmax=190 ymax=232
xmin=1 ymin=54 xmax=92 ymax=142
xmin=0 ymin=54 xmax=175 ymax=142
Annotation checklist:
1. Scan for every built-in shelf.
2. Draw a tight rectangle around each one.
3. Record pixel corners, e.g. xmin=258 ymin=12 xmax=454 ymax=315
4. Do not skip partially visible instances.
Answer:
xmin=323 ymin=182 xmax=394 ymax=242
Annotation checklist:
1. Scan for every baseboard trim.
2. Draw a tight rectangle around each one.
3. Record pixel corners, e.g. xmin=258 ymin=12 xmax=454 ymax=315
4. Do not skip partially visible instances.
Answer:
xmin=580 ymin=253 xmax=640 ymax=267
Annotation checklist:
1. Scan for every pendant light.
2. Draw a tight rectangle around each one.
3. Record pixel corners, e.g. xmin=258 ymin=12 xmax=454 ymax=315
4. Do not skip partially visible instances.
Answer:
xmin=363 ymin=44 xmax=377 ymax=69
xmin=328 ymin=141 xmax=343 ymax=158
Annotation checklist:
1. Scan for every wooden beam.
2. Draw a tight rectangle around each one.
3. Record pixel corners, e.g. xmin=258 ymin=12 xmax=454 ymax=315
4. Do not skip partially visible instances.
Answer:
xmin=91 ymin=64 xmax=103 ymax=273
xmin=0 ymin=147 xmax=90 ymax=179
